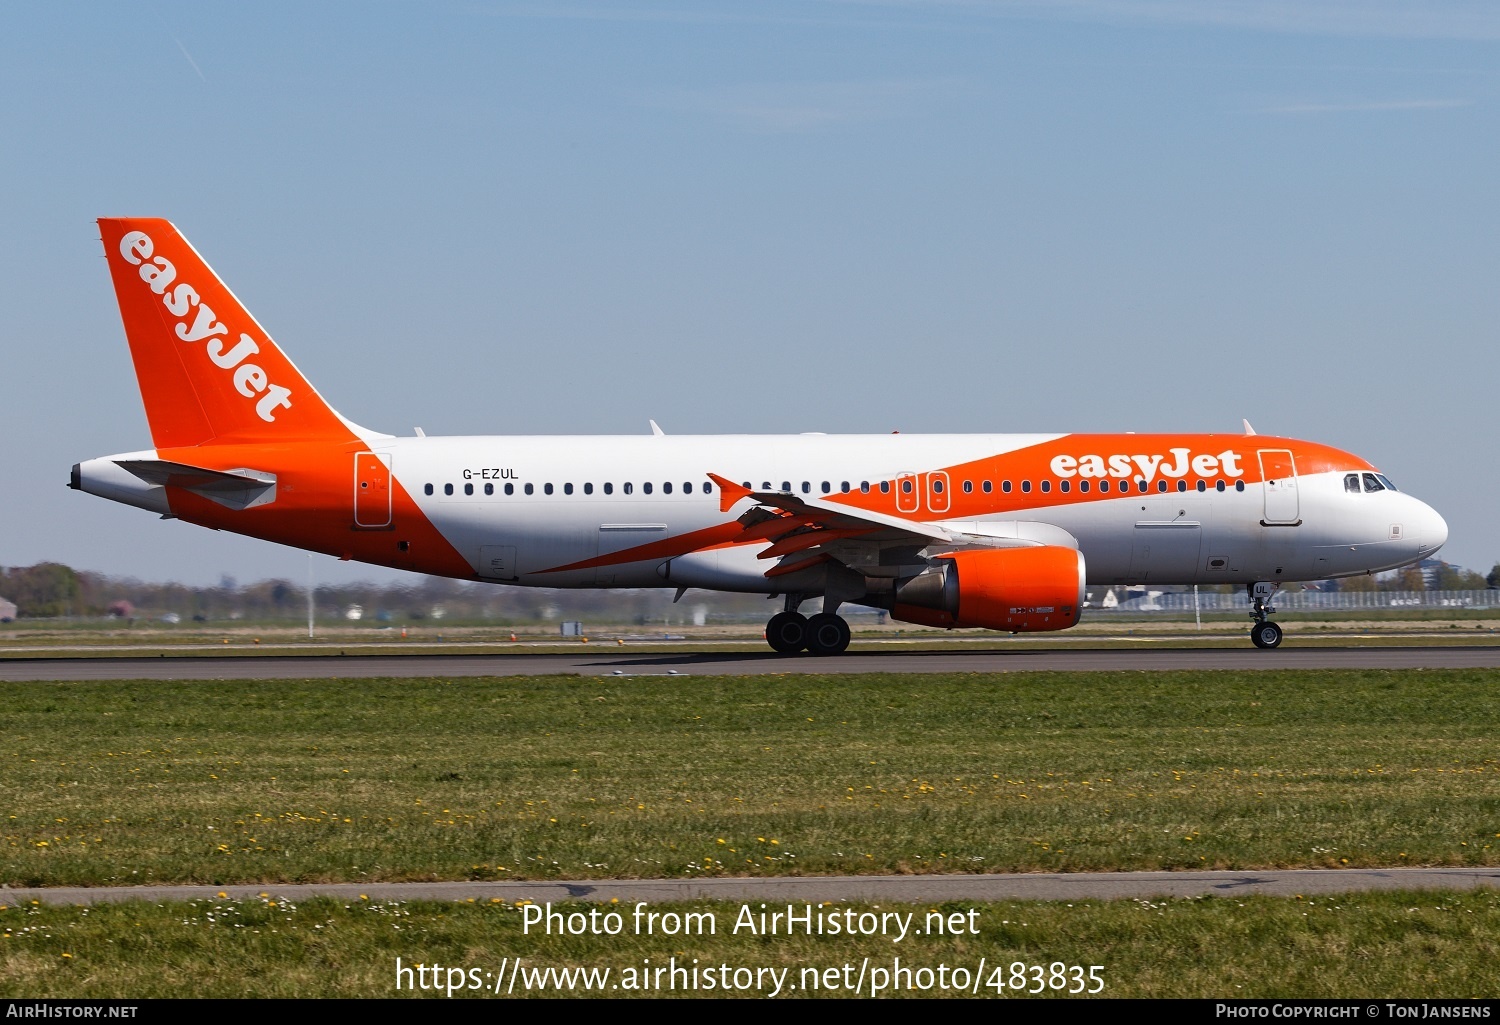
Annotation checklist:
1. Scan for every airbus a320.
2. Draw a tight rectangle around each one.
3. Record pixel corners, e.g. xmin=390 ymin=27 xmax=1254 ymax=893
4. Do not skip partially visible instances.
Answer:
xmin=72 ymin=219 xmax=1449 ymax=653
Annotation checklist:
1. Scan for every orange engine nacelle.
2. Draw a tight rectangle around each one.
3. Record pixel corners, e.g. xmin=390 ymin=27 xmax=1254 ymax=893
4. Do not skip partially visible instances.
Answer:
xmin=890 ymin=545 xmax=1086 ymax=633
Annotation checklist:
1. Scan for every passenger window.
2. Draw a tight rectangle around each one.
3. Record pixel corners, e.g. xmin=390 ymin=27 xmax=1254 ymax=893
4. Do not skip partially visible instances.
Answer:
xmin=1138 ymin=480 xmax=1148 ymax=493
xmin=1001 ymin=480 xmax=1011 ymax=493
xmin=663 ymin=482 xmax=673 ymax=495
xmin=1235 ymin=480 xmax=1244 ymax=492
xmin=801 ymin=482 xmax=811 ymax=494
xmin=841 ymin=481 xmax=850 ymax=494
xmin=1156 ymin=480 xmax=1167 ymax=493
xmin=1215 ymin=480 xmax=1225 ymax=492
xmin=933 ymin=479 xmax=944 ymax=494
xmin=464 ymin=483 xmax=473 ymax=496
xmin=584 ymin=483 xmax=593 ymax=495
xmin=684 ymin=482 xmax=692 ymax=494
xmin=524 ymin=483 xmax=534 ymax=495
xmin=1176 ymin=480 xmax=1187 ymax=493
xmin=1099 ymin=480 xmax=1110 ymax=493
xmin=1363 ymin=473 xmax=1385 ymax=493
xmin=982 ymin=481 xmax=992 ymax=493
xmin=761 ymin=482 xmax=771 ymax=491
xmin=424 ymin=483 xmax=433 ymax=496
xmin=643 ymin=482 xmax=653 ymax=495
xmin=504 ymin=483 xmax=514 ymax=496
xmin=880 ymin=481 xmax=891 ymax=494
xmin=782 ymin=481 xmax=791 ymax=493
xmin=702 ymin=482 xmax=712 ymax=494
xmin=444 ymin=483 xmax=454 ymax=496
xmin=822 ymin=481 xmax=831 ymax=494
xmin=962 ymin=480 xmax=973 ymax=494
xmin=484 ymin=483 xmax=493 ymax=495
xmin=1039 ymin=480 xmax=1050 ymax=494
xmin=1080 ymin=480 xmax=1090 ymax=493
xmin=1196 ymin=480 xmax=1207 ymax=492
xmin=1021 ymin=480 xmax=1031 ymax=494
xmin=624 ymin=483 xmax=633 ymax=495
xmin=860 ymin=481 xmax=871 ymax=494
xmin=544 ymin=483 xmax=554 ymax=495
xmin=900 ymin=480 xmax=912 ymax=494
xmin=1345 ymin=473 xmax=1362 ymax=494
xmin=603 ymin=483 xmax=613 ymax=495
xmin=564 ymin=483 xmax=574 ymax=495
xmin=1059 ymin=480 xmax=1070 ymax=493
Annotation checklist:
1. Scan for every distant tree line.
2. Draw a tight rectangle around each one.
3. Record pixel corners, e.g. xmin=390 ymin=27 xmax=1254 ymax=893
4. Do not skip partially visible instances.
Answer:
xmin=0 ymin=562 xmax=773 ymax=624
xmin=1 ymin=559 xmax=1496 ymax=623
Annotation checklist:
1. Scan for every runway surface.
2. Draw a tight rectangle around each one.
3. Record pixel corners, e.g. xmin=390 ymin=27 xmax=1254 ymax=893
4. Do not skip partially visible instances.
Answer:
xmin=3 ymin=645 xmax=1500 ymax=680
xmin=8 ymin=868 xmax=1499 ymax=907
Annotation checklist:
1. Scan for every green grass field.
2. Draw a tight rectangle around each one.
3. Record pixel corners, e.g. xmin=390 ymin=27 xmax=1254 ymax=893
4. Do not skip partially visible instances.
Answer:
xmin=4 ymin=891 xmax=1497 ymax=998
xmin=4 ymin=670 xmax=1499 ymax=887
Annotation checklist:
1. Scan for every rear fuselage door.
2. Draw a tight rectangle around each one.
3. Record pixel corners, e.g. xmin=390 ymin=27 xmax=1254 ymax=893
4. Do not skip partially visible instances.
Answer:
xmin=354 ymin=452 xmax=392 ymax=528
xmin=1258 ymin=449 xmax=1300 ymax=525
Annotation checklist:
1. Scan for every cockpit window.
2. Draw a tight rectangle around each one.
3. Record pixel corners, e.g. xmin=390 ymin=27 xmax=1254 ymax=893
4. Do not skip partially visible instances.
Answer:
xmin=1344 ymin=473 xmax=1361 ymax=494
xmin=1362 ymin=473 xmax=1385 ymax=493
xmin=1376 ymin=474 xmax=1398 ymax=492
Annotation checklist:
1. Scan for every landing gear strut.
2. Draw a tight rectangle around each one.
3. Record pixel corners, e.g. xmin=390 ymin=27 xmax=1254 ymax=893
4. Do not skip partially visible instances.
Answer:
xmin=1248 ymin=582 xmax=1283 ymax=650
xmin=764 ymin=595 xmax=851 ymax=656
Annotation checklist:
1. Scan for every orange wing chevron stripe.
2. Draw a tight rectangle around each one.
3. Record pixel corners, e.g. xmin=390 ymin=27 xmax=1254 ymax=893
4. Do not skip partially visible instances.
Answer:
xmin=537 ymin=520 xmax=746 ymax=575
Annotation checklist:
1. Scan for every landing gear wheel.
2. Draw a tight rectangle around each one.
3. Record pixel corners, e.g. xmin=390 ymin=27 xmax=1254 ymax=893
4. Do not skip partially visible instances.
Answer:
xmin=1250 ymin=621 xmax=1283 ymax=650
xmin=804 ymin=613 xmax=851 ymax=656
xmin=766 ymin=611 xmax=808 ymax=654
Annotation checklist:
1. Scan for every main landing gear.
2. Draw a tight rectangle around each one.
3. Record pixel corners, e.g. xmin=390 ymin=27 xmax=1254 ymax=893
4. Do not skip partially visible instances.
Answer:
xmin=1248 ymin=582 xmax=1283 ymax=650
xmin=765 ymin=597 xmax=851 ymax=656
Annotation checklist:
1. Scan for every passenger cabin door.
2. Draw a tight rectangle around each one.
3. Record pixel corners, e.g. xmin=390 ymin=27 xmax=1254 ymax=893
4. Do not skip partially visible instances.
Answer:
xmin=1258 ymin=449 xmax=1300 ymax=525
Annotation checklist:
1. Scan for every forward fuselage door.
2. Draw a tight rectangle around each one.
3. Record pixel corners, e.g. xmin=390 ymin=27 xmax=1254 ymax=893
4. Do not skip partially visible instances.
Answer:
xmin=354 ymin=452 xmax=392 ymax=529
xmin=1258 ymin=449 xmax=1300 ymax=525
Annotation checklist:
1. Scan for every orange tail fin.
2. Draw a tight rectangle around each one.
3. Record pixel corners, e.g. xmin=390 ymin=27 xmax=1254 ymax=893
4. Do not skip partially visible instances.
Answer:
xmin=98 ymin=218 xmax=362 ymax=448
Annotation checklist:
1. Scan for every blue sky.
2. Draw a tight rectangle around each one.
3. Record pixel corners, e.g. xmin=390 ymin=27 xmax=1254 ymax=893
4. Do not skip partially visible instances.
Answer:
xmin=2 ymin=1 xmax=1496 ymax=585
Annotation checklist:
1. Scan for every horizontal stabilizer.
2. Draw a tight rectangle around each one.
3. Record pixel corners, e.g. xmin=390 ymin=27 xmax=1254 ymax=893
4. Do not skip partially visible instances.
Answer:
xmin=115 ymin=459 xmax=278 ymax=511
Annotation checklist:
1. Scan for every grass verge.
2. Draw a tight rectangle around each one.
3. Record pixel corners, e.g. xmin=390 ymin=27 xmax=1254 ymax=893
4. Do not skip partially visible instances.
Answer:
xmin=4 ymin=670 xmax=1499 ymax=886
xmin=3 ymin=891 xmax=1497 ymax=998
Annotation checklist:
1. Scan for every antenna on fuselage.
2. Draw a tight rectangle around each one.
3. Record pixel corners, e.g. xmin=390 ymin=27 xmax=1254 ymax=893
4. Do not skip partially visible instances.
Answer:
xmin=1241 ymin=419 xmax=1257 ymax=436
xmin=649 ymin=420 xmax=665 ymax=436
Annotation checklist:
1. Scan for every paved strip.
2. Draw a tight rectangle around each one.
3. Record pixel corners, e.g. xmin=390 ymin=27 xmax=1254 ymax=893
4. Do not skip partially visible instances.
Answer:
xmin=6 ymin=868 xmax=1498 ymax=907
xmin=3 ymin=646 xmax=1500 ymax=681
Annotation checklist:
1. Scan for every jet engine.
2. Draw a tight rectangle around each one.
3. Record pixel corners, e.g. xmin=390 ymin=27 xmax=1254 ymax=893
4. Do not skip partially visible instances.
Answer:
xmin=887 ymin=545 xmax=1086 ymax=633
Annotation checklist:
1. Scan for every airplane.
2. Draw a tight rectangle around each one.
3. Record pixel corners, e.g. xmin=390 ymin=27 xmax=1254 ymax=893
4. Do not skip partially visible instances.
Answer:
xmin=72 ymin=218 xmax=1449 ymax=653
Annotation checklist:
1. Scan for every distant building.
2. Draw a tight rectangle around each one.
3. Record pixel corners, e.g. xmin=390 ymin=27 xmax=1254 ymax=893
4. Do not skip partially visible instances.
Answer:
xmin=0 ymin=597 xmax=15 ymax=622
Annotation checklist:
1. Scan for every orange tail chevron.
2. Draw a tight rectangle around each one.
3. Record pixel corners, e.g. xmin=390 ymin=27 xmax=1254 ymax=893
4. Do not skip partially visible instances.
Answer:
xmin=98 ymin=218 xmax=363 ymax=448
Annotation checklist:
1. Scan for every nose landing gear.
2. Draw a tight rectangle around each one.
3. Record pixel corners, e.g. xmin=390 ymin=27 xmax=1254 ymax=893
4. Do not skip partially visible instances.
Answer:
xmin=1248 ymin=582 xmax=1283 ymax=649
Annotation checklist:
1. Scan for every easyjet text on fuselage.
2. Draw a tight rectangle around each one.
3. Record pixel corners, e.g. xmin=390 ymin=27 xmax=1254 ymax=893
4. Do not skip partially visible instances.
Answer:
xmin=1048 ymin=448 xmax=1244 ymax=483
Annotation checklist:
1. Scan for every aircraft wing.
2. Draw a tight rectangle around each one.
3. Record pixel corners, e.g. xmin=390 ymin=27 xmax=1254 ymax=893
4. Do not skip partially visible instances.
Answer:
xmin=708 ymin=473 xmax=1074 ymax=578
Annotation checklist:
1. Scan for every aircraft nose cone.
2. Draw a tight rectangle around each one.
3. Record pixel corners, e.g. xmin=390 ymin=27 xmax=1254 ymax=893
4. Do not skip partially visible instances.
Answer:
xmin=1417 ymin=501 xmax=1448 ymax=558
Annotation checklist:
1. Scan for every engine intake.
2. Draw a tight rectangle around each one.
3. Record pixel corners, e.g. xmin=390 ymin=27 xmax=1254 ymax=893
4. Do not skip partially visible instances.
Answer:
xmin=889 ymin=545 xmax=1085 ymax=633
